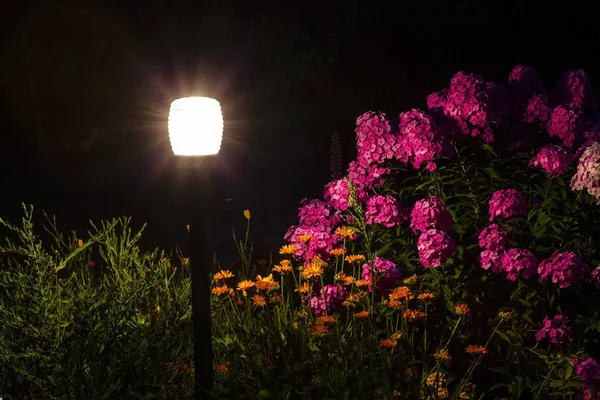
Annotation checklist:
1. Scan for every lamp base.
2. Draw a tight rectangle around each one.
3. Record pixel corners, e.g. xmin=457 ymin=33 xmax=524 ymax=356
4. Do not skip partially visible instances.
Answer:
xmin=175 ymin=155 xmax=217 ymax=171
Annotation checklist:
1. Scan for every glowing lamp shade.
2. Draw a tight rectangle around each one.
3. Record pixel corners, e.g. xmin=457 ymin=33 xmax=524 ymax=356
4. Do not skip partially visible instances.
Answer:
xmin=168 ymin=97 xmax=224 ymax=156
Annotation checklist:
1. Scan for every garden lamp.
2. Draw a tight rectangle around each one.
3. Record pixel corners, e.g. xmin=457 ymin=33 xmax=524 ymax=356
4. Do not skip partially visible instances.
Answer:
xmin=168 ymin=96 xmax=223 ymax=398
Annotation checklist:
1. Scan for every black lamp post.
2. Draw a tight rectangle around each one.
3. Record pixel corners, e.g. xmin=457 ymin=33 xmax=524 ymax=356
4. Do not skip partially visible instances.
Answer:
xmin=168 ymin=97 xmax=223 ymax=399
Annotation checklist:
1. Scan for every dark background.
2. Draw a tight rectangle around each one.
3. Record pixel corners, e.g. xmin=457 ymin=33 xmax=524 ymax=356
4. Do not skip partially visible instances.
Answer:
xmin=1 ymin=0 xmax=598 ymax=266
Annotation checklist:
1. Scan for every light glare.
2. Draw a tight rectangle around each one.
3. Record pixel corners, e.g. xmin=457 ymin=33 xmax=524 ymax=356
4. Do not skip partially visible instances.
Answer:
xmin=168 ymin=96 xmax=223 ymax=156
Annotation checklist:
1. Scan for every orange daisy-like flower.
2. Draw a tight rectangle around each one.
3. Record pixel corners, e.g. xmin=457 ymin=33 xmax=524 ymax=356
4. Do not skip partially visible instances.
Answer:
xmin=418 ymin=292 xmax=435 ymax=302
xmin=270 ymin=293 xmax=283 ymax=303
xmin=294 ymin=282 xmax=312 ymax=294
xmin=387 ymin=299 xmax=403 ymax=310
xmin=454 ymin=304 xmax=471 ymax=316
xmin=309 ymin=324 xmax=330 ymax=335
xmin=344 ymin=292 xmax=367 ymax=306
xmin=252 ymin=294 xmax=266 ymax=307
xmin=315 ymin=315 xmax=336 ymax=325
xmin=299 ymin=234 xmax=313 ymax=243
xmin=330 ymin=247 xmax=346 ymax=256
xmin=345 ymin=254 xmax=366 ymax=263
xmin=272 ymin=264 xmax=293 ymax=273
xmin=425 ymin=372 xmax=447 ymax=387
xmin=334 ymin=271 xmax=354 ymax=285
xmin=211 ymin=284 xmax=229 ymax=296
xmin=390 ymin=330 xmax=403 ymax=340
xmin=354 ymin=310 xmax=370 ymax=318
xmin=237 ymin=280 xmax=255 ymax=296
xmin=255 ymin=274 xmax=279 ymax=291
xmin=243 ymin=209 xmax=251 ymax=220
xmin=498 ymin=310 xmax=515 ymax=320
xmin=214 ymin=270 xmax=234 ymax=281
xmin=434 ymin=348 xmax=452 ymax=365
xmin=301 ymin=263 xmax=324 ymax=280
xmin=335 ymin=226 xmax=356 ymax=238
xmin=403 ymin=309 xmax=426 ymax=320
xmin=380 ymin=338 xmax=398 ymax=348
xmin=389 ymin=286 xmax=414 ymax=302
xmin=465 ymin=345 xmax=487 ymax=355
xmin=279 ymin=244 xmax=297 ymax=255
xmin=354 ymin=279 xmax=372 ymax=288
xmin=215 ymin=364 xmax=229 ymax=373
xmin=403 ymin=274 xmax=418 ymax=285
xmin=280 ymin=259 xmax=291 ymax=268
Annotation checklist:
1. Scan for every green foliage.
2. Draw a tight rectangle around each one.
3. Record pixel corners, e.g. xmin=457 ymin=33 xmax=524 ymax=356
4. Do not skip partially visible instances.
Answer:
xmin=0 ymin=205 xmax=194 ymax=399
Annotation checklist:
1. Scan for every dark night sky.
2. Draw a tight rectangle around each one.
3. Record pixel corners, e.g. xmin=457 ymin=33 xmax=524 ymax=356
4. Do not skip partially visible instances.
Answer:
xmin=1 ymin=0 xmax=600 ymax=265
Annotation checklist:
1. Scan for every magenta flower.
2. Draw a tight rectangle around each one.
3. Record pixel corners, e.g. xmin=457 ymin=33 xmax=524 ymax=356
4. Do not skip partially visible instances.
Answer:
xmin=570 ymin=141 xmax=600 ymax=205
xmin=410 ymin=196 xmax=454 ymax=234
xmin=555 ymin=69 xmax=594 ymax=109
xmin=478 ymin=224 xmax=510 ymax=252
xmin=417 ymin=229 xmax=457 ymax=268
xmin=571 ymin=358 xmax=600 ymax=398
xmin=529 ymin=145 xmax=572 ymax=178
xmin=501 ymin=248 xmax=537 ymax=281
xmin=524 ymin=94 xmax=552 ymax=124
xmin=365 ymin=195 xmax=406 ymax=228
xmin=347 ymin=161 xmax=390 ymax=193
xmin=479 ymin=250 xmax=503 ymax=273
xmin=285 ymin=227 xmax=340 ymax=261
xmin=307 ymin=284 xmax=347 ymax=315
xmin=355 ymin=111 xmax=400 ymax=167
xmin=488 ymin=189 xmax=527 ymax=222
xmin=547 ymin=104 xmax=584 ymax=148
xmin=399 ymin=108 xmax=452 ymax=169
xmin=324 ymin=179 xmax=352 ymax=211
xmin=535 ymin=314 xmax=571 ymax=344
xmin=538 ymin=250 xmax=588 ymax=289
xmin=297 ymin=199 xmax=339 ymax=231
xmin=361 ymin=257 xmax=403 ymax=293
xmin=591 ymin=266 xmax=600 ymax=289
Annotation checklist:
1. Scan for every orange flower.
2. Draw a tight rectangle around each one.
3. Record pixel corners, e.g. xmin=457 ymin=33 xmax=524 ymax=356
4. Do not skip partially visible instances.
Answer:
xmin=345 ymin=254 xmax=366 ymax=263
xmin=403 ymin=309 xmax=426 ymax=320
xmin=243 ymin=209 xmax=251 ymax=220
xmin=77 ymin=239 xmax=83 ymax=247
xmin=335 ymin=226 xmax=356 ymax=238
xmin=270 ymin=293 xmax=283 ymax=303
xmin=182 ymin=258 xmax=189 ymax=266
xmin=252 ymin=294 xmax=266 ymax=307
xmin=434 ymin=348 xmax=452 ymax=365
xmin=315 ymin=315 xmax=335 ymax=325
xmin=418 ymin=292 xmax=435 ymax=302
xmin=215 ymin=364 xmax=229 ymax=373
xmin=387 ymin=299 xmax=403 ymax=310
xmin=465 ymin=345 xmax=487 ymax=355
xmin=454 ymin=304 xmax=471 ymax=316
xmin=390 ymin=330 xmax=403 ymax=340
xmin=389 ymin=286 xmax=414 ymax=302
xmin=272 ymin=264 xmax=293 ymax=273
xmin=279 ymin=244 xmax=298 ymax=255
xmin=354 ymin=279 xmax=371 ymax=288
xmin=380 ymin=338 xmax=398 ymax=348
xmin=330 ymin=247 xmax=346 ymax=256
xmin=237 ymin=280 xmax=255 ymax=296
xmin=280 ymin=259 xmax=291 ymax=268
xmin=155 ymin=305 xmax=161 ymax=314
xmin=294 ymin=282 xmax=312 ymax=294
xmin=211 ymin=284 xmax=229 ymax=296
xmin=299 ymin=234 xmax=313 ymax=243
xmin=309 ymin=324 xmax=330 ymax=335
xmin=255 ymin=274 xmax=279 ymax=291
xmin=403 ymin=274 xmax=418 ymax=285
xmin=297 ymin=310 xmax=309 ymax=318
xmin=354 ymin=310 xmax=370 ymax=318
xmin=392 ymin=390 xmax=402 ymax=398
xmin=426 ymin=372 xmax=447 ymax=387
xmin=300 ymin=263 xmax=323 ymax=280
xmin=335 ymin=271 xmax=354 ymax=285
xmin=214 ymin=270 xmax=234 ymax=281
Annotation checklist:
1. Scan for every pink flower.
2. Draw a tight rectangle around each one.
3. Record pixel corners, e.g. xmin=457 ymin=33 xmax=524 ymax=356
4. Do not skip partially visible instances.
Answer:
xmin=479 ymin=250 xmax=503 ymax=273
xmin=555 ymin=69 xmax=594 ymax=109
xmin=524 ymin=94 xmax=552 ymax=124
xmin=488 ymin=189 xmax=527 ymax=222
xmin=478 ymin=224 xmax=509 ymax=252
xmin=535 ymin=314 xmax=571 ymax=344
xmin=571 ymin=358 xmax=600 ymax=399
xmin=547 ymin=104 xmax=584 ymax=148
xmin=500 ymin=248 xmax=537 ymax=281
xmin=361 ymin=257 xmax=403 ymax=294
xmin=347 ymin=161 xmax=390 ymax=195
xmin=417 ymin=229 xmax=457 ymax=268
xmin=297 ymin=199 xmax=339 ymax=231
xmin=285 ymin=227 xmax=340 ymax=261
xmin=570 ymin=141 xmax=600 ymax=204
xmin=508 ymin=64 xmax=544 ymax=105
xmin=398 ymin=108 xmax=452 ymax=169
xmin=355 ymin=111 xmax=401 ymax=167
xmin=538 ymin=250 xmax=588 ymax=289
xmin=410 ymin=196 xmax=454 ymax=234
xmin=307 ymin=284 xmax=347 ymax=315
xmin=365 ymin=195 xmax=406 ymax=228
xmin=591 ymin=266 xmax=600 ymax=289
xmin=324 ymin=179 xmax=352 ymax=211
xmin=529 ymin=145 xmax=572 ymax=178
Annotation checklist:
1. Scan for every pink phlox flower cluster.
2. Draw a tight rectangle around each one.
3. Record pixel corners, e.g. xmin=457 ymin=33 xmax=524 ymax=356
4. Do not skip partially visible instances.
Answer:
xmin=365 ymin=195 xmax=407 ymax=228
xmin=410 ymin=196 xmax=454 ymax=234
xmin=347 ymin=160 xmax=390 ymax=194
xmin=297 ymin=199 xmax=339 ymax=231
xmin=555 ymin=69 xmax=594 ymax=109
xmin=488 ymin=189 xmax=527 ymax=222
xmin=307 ymin=284 xmax=347 ymax=315
xmin=478 ymin=224 xmax=509 ymax=252
xmin=538 ymin=250 xmax=588 ymax=289
xmin=571 ymin=141 xmax=600 ymax=204
xmin=355 ymin=111 xmax=400 ymax=167
xmin=399 ymin=108 xmax=453 ymax=170
xmin=535 ymin=314 xmax=571 ymax=344
xmin=361 ymin=257 xmax=403 ymax=293
xmin=324 ymin=179 xmax=352 ymax=211
xmin=284 ymin=227 xmax=340 ymax=261
xmin=591 ymin=266 xmax=600 ymax=289
xmin=500 ymin=248 xmax=537 ymax=281
xmin=479 ymin=249 xmax=503 ymax=273
xmin=529 ymin=145 xmax=572 ymax=178
xmin=547 ymin=103 xmax=584 ymax=148
xmin=417 ymin=229 xmax=457 ymax=268
xmin=571 ymin=358 xmax=600 ymax=400
xmin=525 ymin=94 xmax=552 ymax=124
xmin=508 ymin=64 xmax=544 ymax=106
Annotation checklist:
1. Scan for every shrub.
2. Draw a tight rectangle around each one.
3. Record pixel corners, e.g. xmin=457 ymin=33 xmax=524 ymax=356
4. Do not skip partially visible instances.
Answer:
xmin=210 ymin=66 xmax=600 ymax=399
